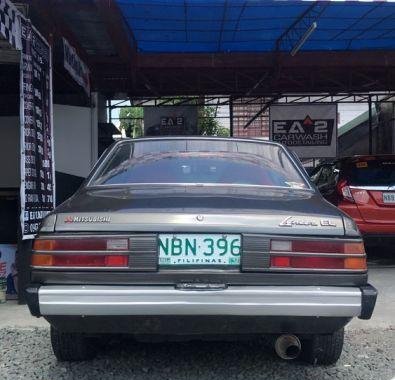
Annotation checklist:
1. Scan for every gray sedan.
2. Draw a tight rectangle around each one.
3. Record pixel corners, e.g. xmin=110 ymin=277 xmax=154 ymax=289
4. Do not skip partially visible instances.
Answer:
xmin=26 ymin=137 xmax=377 ymax=364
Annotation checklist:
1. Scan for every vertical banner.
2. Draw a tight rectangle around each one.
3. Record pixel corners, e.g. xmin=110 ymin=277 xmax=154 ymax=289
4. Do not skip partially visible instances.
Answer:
xmin=20 ymin=18 xmax=55 ymax=239
xmin=269 ymin=104 xmax=337 ymax=158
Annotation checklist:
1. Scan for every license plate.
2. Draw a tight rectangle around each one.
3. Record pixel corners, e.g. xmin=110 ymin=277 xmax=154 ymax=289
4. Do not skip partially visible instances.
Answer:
xmin=383 ymin=193 xmax=395 ymax=204
xmin=158 ymin=234 xmax=241 ymax=266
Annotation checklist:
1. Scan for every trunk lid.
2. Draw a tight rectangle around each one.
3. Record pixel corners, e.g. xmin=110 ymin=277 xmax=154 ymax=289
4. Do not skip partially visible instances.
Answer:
xmin=54 ymin=186 xmax=345 ymax=236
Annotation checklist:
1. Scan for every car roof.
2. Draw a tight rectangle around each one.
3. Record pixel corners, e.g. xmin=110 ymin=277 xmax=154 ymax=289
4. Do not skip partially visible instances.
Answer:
xmin=116 ymin=136 xmax=283 ymax=148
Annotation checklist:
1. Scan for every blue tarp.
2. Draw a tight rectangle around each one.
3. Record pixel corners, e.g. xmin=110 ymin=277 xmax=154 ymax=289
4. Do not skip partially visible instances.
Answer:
xmin=116 ymin=0 xmax=395 ymax=53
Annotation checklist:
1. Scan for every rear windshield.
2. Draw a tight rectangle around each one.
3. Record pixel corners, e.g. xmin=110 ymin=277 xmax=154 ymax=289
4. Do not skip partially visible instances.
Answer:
xmin=90 ymin=139 xmax=309 ymax=189
xmin=344 ymin=158 xmax=395 ymax=186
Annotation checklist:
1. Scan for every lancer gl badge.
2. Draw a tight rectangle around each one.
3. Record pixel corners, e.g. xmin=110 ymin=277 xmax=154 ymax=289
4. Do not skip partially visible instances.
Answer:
xmin=279 ymin=216 xmax=337 ymax=227
xmin=64 ymin=215 xmax=111 ymax=223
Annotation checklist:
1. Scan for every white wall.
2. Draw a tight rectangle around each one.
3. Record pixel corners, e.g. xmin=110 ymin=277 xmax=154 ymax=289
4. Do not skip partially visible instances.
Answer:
xmin=53 ymin=103 xmax=97 ymax=178
xmin=0 ymin=117 xmax=19 ymax=188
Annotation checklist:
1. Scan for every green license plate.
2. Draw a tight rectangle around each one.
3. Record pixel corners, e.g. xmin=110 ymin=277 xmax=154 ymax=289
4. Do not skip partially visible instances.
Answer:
xmin=158 ymin=234 xmax=241 ymax=266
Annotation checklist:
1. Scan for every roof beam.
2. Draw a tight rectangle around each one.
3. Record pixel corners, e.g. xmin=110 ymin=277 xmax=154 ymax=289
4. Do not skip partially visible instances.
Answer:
xmin=137 ymin=51 xmax=395 ymax=69
xmin=275 ymin=2 xmax=328 ymax=53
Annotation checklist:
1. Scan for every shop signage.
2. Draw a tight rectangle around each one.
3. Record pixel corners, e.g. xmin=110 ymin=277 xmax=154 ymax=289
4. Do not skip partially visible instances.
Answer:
xmin=269 ymin=104 xmax=337 ymax=158
xmin=161 ymin=116 xmax=184 ymax=127
xmin=144 ymin=106 xmax=198 ymax=136
xmin=20 ymin=18 xmax=55 ymax=239
xmin=63 ymin=37 xmax=90 ymax=95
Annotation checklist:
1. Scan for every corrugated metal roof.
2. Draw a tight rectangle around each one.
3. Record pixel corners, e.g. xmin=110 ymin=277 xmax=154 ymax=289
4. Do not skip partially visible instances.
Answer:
xmin=116 ymin=0 xmax=395 ymax=53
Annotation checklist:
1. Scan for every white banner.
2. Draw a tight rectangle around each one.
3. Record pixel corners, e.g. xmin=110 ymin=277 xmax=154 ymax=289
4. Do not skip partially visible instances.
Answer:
xmin=63 ymin=37 xmax=90 ymax=95
xmin=269 ymin=104 xmax=337 ymax=158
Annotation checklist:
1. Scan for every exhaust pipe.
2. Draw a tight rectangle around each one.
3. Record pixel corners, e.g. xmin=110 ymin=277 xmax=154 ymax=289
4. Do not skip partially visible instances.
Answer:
xmin=274 ymin=334 xmax=302 ymax=360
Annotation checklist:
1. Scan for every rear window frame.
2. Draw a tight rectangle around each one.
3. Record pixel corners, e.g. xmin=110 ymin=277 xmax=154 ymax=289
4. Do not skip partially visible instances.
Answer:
xmin=341 ymin=157 xmax=395 ymax=187
xmin=85 ymin=137 xmax=314 ymax=191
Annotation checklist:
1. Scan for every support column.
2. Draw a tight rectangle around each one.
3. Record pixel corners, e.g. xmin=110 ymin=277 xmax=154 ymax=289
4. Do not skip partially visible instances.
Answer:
xmin=368 ymin=96 xmax=373 ymax=155
xmin=91 ymin=92 xmax=99 ymax=164
xmin=229 ymin=97 xmax=234 ymax=137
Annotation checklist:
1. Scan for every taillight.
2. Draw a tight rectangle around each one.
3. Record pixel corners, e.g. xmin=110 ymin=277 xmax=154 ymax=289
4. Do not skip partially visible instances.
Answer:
xmin=270 ymin=239 xmax=366 ymax=271
xmin=337 ymin=180 xmax=354 ymax=203
xmin=31 ymin=254 xmax=128 ymax=267
xmin=33 ymin=238 xmax=129 ymax=251
xmin=32 ymin=237 xmax=129 ymax=268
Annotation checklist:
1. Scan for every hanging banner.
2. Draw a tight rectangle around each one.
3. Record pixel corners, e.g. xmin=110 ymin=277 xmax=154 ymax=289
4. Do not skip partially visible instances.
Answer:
xmin=0 ymin=0 xmax=21 ymax=50
xmin=269 ymin=104 xmax=337 ymax=158
xmin=20 ymin=18 xmax=55 ymax=239
xmin=63 ymin=37 xmax=90 ymax=95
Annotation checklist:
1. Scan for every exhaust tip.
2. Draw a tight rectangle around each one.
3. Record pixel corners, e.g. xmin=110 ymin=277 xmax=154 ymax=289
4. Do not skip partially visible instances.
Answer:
xmin=274 ymin=334 xmax=301 ymax=360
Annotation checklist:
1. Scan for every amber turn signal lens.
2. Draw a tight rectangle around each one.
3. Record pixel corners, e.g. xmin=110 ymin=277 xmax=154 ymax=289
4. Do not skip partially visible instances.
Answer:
xmin=344 ymin=257 xmax=367 ymax=270
xmin=33 ymin=239 xmax=56 ymax=251
xmin=31 ymin=254 xmax=53 ymax=266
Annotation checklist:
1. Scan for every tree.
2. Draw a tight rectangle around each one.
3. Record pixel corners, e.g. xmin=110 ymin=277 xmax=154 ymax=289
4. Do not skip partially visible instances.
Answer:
xmin=119 ymin=106 xmax=143 ymax=138
xmin=198 ymin=106 xmax=230 ymax=136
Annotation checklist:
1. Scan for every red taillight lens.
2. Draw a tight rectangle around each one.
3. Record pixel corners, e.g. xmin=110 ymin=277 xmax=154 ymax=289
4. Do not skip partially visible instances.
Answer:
xmin=337 ymin=180 xmax=354 ymax=203
xmin=31 ymin=254 xmax=128 ymax=267
xmin=271 ymin=256 xmax=344 ymax=269
xmin=292 ymin=240 xmax=345 ymax=253
xmin=270 ymin=239 xmax=366 ymax=270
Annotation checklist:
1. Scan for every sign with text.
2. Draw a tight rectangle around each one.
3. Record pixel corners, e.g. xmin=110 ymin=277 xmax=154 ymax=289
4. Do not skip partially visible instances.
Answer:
xmin=63 ymin=37 xmax=90 ymax=95
xmin=20 ymin=18 xmax=55 ymax=239
xmin=269 ymin=104 xmax=337 ymax=158
xmin=161 ymin=116 xmax=184 ymax=127
xmin=144 ymin=106 xmax=198 ymax=136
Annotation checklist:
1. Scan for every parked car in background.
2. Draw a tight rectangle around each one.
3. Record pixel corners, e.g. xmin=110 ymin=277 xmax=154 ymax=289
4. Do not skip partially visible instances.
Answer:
xmin=310 ymin=155 xmax=395 ymax=248
xmin=27 ymin=138 xmax=376 ymax=364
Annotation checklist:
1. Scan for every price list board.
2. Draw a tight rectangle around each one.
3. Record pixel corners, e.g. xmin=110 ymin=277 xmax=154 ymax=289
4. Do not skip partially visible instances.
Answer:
xmin=20 ymin=18 xmax=55 ymax=239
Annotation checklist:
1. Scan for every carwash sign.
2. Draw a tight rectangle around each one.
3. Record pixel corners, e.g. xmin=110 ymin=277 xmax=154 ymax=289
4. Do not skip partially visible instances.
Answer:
xmin=269 ymin=104 xmax=337 ymax=158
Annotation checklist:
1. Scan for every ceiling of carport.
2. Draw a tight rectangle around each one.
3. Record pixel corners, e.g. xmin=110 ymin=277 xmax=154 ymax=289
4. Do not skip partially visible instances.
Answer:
xmin=25 ymin=0 xmax=395 ymax=96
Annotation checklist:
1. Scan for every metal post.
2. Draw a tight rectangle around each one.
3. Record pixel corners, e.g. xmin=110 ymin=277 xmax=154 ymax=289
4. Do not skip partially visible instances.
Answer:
xmin=108 ymin=99 xmax=112 ymax=124
xmin=368 ymin=96 xmax=373 ymax=155
xmin=229 ymin=96 xmax=234 ymax=137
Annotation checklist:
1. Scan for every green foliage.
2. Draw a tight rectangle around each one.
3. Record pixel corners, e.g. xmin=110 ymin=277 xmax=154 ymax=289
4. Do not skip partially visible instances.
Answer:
xmin=119 ymin=107 xmax=143 ymax=138
xmin=198 ymin=106 xmax=230 ymax=136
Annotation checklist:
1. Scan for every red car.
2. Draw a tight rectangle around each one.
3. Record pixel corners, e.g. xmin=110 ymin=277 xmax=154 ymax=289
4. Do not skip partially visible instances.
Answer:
xmin=310 ymin=155 xmax=395 ymax=248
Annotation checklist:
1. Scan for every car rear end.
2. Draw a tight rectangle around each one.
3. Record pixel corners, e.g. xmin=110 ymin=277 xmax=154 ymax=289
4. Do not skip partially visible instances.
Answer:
xmin=336 ymin=155 xmax=395 ymax=247
xmin=25 ymin=138 xmax=377 ymax=364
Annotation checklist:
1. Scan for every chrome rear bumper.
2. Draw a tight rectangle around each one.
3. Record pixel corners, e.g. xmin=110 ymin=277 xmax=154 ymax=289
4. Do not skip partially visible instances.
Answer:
xmin=38 ymin=285 xmax=363 ymax=318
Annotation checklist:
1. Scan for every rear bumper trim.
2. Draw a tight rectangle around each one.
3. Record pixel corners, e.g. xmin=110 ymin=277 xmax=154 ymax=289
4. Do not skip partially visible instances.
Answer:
xmin=38 ymin=285 xmax=363 ymax=318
